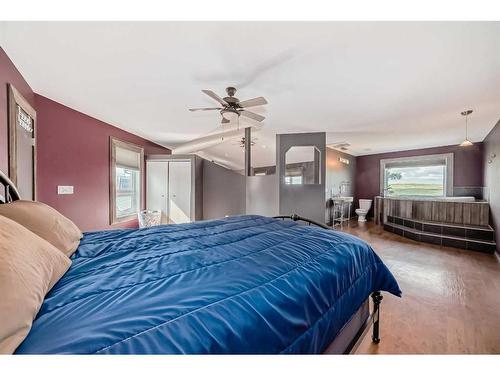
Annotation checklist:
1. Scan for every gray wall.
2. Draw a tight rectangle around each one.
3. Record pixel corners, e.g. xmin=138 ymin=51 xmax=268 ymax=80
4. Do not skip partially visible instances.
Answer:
xmin=326 ymin=147 xmax=356 ymax=198
xmin=194 ymin=155 xmax=204 ymax=220
xmin=246 ymin=175 xmax=279 ymax=217
xmin=202 ymin=160 xmax=246 ymax=220
xmin=325 ymin=147 xmax=357 ymax=222
xmin=277 ymin=132 xmax=326 ymax=224
xmin=200 ymin=134 xmax=353 ymax=224
xmin=483 ymin=119 xmax=500 ymax=253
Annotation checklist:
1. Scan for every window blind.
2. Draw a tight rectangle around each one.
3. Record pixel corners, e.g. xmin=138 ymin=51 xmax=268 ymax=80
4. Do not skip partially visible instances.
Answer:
xmin=385 ymin=157 xmax=447 ymax=169
xmin=115 ymin=146 xmax=141 ymax=170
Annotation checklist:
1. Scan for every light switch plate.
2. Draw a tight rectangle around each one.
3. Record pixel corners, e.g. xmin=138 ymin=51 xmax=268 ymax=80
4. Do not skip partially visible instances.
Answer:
xmin=57 ymin=186 xmax=74 ymax=195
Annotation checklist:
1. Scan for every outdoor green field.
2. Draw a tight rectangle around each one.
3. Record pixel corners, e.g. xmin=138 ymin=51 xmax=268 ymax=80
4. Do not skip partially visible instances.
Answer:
xmin=387 ymin=183 xmax=444 ymax=197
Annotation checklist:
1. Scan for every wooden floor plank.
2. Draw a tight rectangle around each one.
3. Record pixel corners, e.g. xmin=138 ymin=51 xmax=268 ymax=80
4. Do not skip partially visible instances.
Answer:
xmin=339 ymin=220 xmax=500 ymax=354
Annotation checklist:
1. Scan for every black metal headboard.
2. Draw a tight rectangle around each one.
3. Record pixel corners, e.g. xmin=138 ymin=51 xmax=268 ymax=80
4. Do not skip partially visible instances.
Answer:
xmin=0 ymin=169 xmax=21 ymax=203
xmin=273 ymin=214 xmax=330 ymax=230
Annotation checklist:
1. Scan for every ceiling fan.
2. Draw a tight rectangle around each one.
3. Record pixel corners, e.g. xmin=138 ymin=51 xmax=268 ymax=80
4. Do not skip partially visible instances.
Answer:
xmin=231 ymin=136 xmax=257 ymax=149
xmin=189 ymin=87 xmax=267 ymax=124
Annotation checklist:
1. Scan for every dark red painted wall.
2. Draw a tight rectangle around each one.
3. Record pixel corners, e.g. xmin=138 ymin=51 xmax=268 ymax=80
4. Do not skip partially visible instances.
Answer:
xmin=355 ymin=143 xmax=484 ymax=215
xmin=35 ymin=95 xmax=170 ymax=231
xmin=1 ymin=49 xmax=170 ymax=231
xmin=0 ymin=48 xmax=36 ymax=174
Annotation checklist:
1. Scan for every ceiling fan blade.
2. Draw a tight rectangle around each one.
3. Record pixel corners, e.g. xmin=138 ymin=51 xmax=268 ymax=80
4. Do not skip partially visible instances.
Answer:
xmin=239 ymin=110 xmax=265 ymax=122
xmin=238 ymin=97 xmax=268 ymax=108
xmin=189 ymin=107 xmax=222 ymax=112
xmin=202 ymin=90 xmax=227 ymax=106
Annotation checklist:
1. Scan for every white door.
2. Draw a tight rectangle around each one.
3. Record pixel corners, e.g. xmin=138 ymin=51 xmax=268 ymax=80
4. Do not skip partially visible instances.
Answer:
xmin=168 ymin=161 xmax=192 ymax=224
xmin=146 ymin=161 xmax=168 ymax=223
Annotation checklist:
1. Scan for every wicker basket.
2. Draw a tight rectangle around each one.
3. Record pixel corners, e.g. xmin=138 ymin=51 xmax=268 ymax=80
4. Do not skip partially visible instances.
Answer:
xmin=138 ymin=210 xmax=162 ymax=228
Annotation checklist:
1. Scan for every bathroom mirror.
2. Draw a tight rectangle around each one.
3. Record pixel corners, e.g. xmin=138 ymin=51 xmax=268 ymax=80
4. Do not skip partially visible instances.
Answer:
xmin=284 ymin=146 xmax=321 ymax=185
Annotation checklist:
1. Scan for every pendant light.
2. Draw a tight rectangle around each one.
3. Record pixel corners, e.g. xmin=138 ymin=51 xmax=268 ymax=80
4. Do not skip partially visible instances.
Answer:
xmin=459 ymin=110 xmax=473 ymax=147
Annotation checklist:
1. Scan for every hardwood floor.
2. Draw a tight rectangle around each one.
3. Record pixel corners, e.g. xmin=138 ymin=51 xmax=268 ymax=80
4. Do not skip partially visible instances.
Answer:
xmin=340 ymin=220 xmax=500 ymax=354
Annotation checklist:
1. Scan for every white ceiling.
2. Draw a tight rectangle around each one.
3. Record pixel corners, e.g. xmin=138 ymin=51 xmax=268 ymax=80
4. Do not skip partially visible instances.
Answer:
xmin=1 ymin=22 xmax=499 ymax=169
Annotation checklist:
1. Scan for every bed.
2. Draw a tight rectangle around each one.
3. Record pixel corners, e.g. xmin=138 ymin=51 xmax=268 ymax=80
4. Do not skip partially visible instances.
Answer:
xmin=1 ymin=171 xmax=401 ymax=354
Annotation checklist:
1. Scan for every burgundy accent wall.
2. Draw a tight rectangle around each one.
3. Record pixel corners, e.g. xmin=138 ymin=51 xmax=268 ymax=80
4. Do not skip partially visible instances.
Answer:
xmin=35 ymin=95 xmax=170 ymax=231
xmin=483 ymin=120 xmax=500 ymax=253
xmin=0 ymin=48 xmax=36 ymax=174
xmin=355 ymin=143 xmax=484 ymax=216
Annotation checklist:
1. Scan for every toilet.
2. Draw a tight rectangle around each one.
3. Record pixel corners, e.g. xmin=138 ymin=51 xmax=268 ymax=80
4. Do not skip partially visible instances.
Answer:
xmin=355 ymin=199 xmax=372 ymax=222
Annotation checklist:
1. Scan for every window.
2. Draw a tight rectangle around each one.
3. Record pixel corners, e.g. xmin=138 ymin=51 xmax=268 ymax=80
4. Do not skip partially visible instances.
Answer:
xmin=110 ymin=138 xmax=144 ymax=224
xmin=285 ymin=175 xmax=303 ymax=185
xmin=380 ymin=153 xmax=453 ymax=198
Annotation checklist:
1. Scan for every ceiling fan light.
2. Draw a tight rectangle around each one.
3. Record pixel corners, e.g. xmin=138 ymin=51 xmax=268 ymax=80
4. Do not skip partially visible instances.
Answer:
xmin=460 ymin=139 xmax=473 ymax=147
xmin=222 ymin=110 xmax=239 ymax=122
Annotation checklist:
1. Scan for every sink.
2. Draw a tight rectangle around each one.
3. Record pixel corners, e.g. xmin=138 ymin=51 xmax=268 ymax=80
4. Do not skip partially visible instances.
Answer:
xmin=332 ymin=196 xmax=353 ymax=203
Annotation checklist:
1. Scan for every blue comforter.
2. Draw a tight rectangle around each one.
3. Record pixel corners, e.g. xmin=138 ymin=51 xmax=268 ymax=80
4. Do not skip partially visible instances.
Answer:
xmin=16 ymin=215 xmax=401 ymax=354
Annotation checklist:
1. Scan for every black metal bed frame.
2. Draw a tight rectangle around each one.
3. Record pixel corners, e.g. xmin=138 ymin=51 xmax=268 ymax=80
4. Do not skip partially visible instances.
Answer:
xmin=273 ymin=214 xmax=382 ymax=354
xmin=273 ymin=213 xmax=331 ymax=230
xmin=0 ymin=169 xmax=21 ymax=203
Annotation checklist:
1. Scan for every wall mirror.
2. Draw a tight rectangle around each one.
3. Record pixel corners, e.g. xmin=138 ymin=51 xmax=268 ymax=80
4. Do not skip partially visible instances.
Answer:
xmin=284 ymin=146 xmax=321 ymax=185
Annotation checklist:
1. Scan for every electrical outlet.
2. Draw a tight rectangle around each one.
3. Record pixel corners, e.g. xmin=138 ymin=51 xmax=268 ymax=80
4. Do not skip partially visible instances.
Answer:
xmin=57 ymin=186 xmax=74 ymax=195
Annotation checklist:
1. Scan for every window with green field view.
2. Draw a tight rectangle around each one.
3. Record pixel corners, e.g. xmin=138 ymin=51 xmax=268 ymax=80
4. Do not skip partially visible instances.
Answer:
xmin=381 ymin=153 xmax=453 ymax=198
xmin=384 ymin=165 xmax=445 ymax=197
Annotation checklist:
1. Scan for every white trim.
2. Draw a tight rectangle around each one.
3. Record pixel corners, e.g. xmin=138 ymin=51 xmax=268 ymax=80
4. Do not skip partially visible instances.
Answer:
xmin=379 ymin=153 xmax=454 ymax=197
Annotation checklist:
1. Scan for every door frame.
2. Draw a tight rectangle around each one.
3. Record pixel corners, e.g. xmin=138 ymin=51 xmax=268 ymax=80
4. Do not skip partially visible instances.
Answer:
xmin=8 ymin=84 xmax=37 ymax=200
